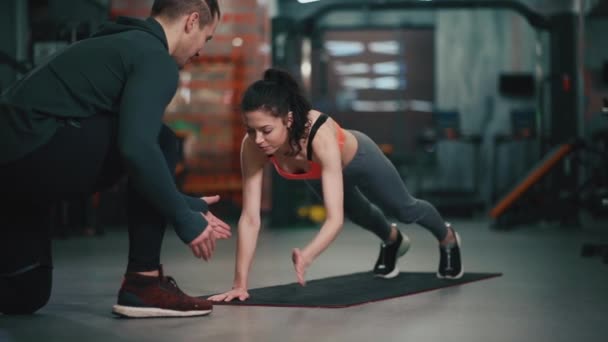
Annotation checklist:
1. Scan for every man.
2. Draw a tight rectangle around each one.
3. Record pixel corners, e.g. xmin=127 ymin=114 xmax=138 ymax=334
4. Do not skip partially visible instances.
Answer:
xmin=0 ymin=0 xmax=230 ymax=318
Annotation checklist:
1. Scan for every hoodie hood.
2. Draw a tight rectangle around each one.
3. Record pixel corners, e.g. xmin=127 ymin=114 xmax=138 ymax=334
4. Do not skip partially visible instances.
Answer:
xmin=92 ymin=17 xmax=168 ymax=50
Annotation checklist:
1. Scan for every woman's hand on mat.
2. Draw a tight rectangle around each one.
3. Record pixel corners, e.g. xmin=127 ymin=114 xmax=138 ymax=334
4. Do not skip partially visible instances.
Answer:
xmin=208 ymin=288 xmax=250 ymax=302
xmin=292 ymin=248 xmax=312 ymax=286
xmin=188 ymin=227 xmax=216 ymax=261
xmin=200 ymin=195 xmax=232 ymax=239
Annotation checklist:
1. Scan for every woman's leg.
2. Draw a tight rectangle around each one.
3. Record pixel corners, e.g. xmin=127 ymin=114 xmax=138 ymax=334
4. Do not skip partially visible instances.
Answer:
xmin=305 ymin=179 xmax=410 ymax=278
xmin=343 ymin=186 xmax=393 ymax=242
xmin=344 ymin=130 xmax=462 ymax=278
xmin=344 ymin=131 xmax=450 ymax=242
xmin=342 ymin=184 xmax=412 ymax=278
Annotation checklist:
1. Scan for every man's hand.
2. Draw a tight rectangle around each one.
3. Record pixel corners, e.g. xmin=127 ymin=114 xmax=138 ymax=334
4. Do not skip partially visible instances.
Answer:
xmin=201 ymin=195 xmax=232 ymax=239
xmin=187 ymin=195 xmax=232 ymax=261
xmin=188 ymin=228 xmax=216 ymax=261
xmin=203 ymin=210 xmax=231 ymax=239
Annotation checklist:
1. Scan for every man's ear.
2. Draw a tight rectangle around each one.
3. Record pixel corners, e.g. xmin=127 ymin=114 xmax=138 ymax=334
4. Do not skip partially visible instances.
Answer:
xmin=185 ymin=12 xmax=200 ymax=33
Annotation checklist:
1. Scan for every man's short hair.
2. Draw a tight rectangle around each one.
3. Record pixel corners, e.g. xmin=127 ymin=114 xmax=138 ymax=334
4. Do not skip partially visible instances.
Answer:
xmin=151 ymin=0 xmax=221 ymax=27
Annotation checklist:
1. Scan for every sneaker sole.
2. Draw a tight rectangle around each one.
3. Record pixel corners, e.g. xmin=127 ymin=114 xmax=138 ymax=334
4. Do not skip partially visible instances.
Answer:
xmin=436 ymin=232 xmax=464 ymax=280
xmin=374 ymin=233 xmax=411 ymax=279
xmin=112 ymin=305 xmax=212 ymax=318
xmin=375 ymin=267 xmax=400 ymax=279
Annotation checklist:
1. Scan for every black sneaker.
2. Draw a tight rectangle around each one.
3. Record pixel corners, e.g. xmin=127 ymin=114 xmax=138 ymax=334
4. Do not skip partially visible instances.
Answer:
xmin=373 ymin=226 xmax=411 ymax=279
xmin=437 ymin=225 xmax=463 ymax=279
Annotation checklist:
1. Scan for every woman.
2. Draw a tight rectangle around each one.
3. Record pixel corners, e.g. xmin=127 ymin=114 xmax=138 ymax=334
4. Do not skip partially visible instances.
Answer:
xmin=209 ymin=68 xmax=462 ymax=302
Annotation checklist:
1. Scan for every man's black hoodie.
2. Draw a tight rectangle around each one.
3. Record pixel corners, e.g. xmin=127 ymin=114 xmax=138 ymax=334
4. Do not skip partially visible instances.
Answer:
xmin=0 ymin=17 xmax=208 ymax=244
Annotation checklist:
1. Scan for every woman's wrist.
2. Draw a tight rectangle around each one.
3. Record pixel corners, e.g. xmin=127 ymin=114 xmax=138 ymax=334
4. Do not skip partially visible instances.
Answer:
xmin=301 ymin=246 xmax=318 ymax=262
xmin=232 ymin=278 xmax=247 ymax=289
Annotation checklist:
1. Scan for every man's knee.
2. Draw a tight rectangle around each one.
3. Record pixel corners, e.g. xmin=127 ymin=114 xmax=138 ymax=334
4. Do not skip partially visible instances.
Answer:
xmin=0 ymin=265 xmax=52 ymax=315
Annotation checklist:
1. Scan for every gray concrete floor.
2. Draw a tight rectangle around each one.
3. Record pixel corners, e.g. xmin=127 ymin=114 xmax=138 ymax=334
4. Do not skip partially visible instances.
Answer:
xmin=1 ymin=217 xmax=607 ymax=342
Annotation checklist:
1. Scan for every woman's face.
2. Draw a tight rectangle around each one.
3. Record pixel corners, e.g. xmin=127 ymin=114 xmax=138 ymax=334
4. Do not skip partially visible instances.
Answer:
xmin=243 ymin=109 xmax=291 ymax=155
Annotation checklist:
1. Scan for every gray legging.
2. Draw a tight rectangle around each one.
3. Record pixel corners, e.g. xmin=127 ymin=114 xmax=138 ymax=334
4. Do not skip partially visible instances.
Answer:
xmin=307 ymin=130 xmax=448 ymax=242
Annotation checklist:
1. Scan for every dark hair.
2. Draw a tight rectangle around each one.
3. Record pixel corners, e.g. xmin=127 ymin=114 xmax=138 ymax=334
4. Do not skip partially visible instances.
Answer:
xmin=241 ymin=68 xmax=312 ymax=156
xmin=151 ymin=0 xmax=220 ymax=27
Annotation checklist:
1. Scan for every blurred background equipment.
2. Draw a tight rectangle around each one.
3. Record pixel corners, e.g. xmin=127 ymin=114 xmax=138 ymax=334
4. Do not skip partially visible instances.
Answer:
xmin=1 ymin=0 xmax=607 ymax=233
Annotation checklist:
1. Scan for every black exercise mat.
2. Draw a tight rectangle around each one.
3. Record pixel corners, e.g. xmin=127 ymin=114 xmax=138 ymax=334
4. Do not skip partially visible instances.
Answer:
xmin=204 ymin=271 xmax=502 ymax=308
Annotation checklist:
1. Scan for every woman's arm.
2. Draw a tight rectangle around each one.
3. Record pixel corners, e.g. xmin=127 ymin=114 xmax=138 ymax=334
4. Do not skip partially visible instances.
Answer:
xmin=292 ymin=124 xmax=345 ymax=285
xmin=209 ymin=136 xmax=266 ymax=301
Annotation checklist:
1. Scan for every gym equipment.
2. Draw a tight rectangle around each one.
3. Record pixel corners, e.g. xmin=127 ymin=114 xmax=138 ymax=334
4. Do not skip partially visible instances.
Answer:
xmin=490 ymin=98 xmax=608 ymax=228
xmin=205 ymin=271 xmax=501 ymax=308
xmin=415 ymin=110 xmax=484 ymax=217
xmin=296 ymin=204 xmax=327 ymax=224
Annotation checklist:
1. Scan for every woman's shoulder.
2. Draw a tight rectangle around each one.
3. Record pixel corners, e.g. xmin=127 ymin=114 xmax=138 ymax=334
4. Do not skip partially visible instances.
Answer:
xmin=308 ymin=110 xmax=338 ymax=134
xmin=307 ymin=109 xmax=324 ymax=121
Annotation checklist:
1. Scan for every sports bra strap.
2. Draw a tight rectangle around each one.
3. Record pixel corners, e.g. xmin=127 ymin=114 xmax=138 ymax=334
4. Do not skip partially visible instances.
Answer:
xmin=306 ymin=113 xmax=329 ymax=161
